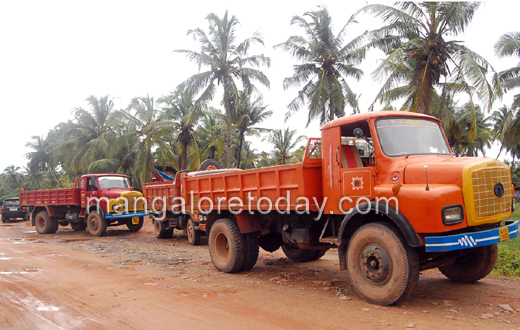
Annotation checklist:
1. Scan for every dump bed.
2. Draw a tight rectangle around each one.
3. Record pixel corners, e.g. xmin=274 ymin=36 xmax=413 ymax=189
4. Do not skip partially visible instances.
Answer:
xmin=19 ymin=188 xmax=81 ymax=207
xmin=142 ymin=180 xmax=181 ymax=212
xmin=184 ymin=164 xmax=323 ymax=212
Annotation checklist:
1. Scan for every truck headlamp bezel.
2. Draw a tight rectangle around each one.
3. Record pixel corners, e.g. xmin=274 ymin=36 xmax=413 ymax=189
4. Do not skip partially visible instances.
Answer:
xmin=442 ymin=204 xmax=464 ymax=225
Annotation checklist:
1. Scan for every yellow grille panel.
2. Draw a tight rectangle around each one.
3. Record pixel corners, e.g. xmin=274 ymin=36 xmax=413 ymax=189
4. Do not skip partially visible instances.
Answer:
xmin=471 ymin=168 xmax=512 ymax=218
xmin=116 ymin=191 xmax=145 ymax=211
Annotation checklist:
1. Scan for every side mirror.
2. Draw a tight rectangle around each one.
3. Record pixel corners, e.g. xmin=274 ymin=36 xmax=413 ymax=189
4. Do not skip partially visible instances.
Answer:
xmin=353 ymin=128 xmax=364 ymax=138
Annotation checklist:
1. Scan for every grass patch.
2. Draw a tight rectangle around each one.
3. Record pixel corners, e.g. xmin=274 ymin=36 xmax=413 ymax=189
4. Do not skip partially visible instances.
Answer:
xmin=491 ymin=208 xmax=520 ymax=277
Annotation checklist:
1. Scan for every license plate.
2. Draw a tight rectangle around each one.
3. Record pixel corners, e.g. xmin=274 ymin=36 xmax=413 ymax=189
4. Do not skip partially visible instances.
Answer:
xmin=499 ymin=227 xmax=510 ymax=241
xmin=10 ymin=208 xmax=17 ymax=211
xmin=132 ymin=217 xmax=140 ymax=225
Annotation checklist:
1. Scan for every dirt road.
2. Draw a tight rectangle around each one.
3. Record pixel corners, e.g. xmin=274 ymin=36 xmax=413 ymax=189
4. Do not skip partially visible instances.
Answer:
xmin=0 ymin=218 xmax=519 ymax=330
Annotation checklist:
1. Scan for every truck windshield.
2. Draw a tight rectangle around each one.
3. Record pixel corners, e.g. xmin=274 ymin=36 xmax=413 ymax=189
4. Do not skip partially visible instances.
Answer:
xmin=98 ymin=176 xmax=130 ymax=189
xmin=376 ymin=118 xmax=451 ymax=156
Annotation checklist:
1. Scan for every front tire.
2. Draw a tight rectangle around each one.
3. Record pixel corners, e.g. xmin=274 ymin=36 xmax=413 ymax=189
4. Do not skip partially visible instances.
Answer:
xmin=347 ymin=222 xmax=419 ymax=306
xmin=35 ymin=211 xmax=53 ymax=234
xmin=187 ymin=219 xmax=201 ymax=245
xmin=208 ymin=218 xmax=246 ymax=273
xmin=439 ymin=244 xmax=498 ymax=283
xmin=87 ymin=212 xmax=107 ymax=237
xmin=126 ymin=217 xmax=144 ymax=232
xmin=154 ymin=220 xmax=173 ymax=238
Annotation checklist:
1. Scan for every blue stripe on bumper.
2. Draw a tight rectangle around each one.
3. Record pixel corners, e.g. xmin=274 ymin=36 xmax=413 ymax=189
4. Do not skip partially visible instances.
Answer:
xmin=105 ymin=211 xmax=148 ymax=220
xmin=425 ymin=221 xmax=519 ymax=252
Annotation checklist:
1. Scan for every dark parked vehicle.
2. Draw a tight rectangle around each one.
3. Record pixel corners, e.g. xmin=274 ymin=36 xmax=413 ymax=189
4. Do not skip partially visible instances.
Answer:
xmin=1 ymin=197 xmax=28 ymax=222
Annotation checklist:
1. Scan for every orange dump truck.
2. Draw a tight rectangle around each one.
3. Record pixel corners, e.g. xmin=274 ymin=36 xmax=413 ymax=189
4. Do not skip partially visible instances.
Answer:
xmin=144 ymin=111 xmax=519 ymax=305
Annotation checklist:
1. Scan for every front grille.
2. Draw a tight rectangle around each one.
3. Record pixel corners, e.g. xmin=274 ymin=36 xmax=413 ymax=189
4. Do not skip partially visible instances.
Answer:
xmin=472 ymin=168 xmax=512 ymax=217
xmin=120 ymin=191 xmax=145 ymax=211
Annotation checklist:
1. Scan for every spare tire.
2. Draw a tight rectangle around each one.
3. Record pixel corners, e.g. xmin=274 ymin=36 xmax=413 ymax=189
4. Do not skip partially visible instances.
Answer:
xmin=198 ymin=159 xmax=222 ymax=171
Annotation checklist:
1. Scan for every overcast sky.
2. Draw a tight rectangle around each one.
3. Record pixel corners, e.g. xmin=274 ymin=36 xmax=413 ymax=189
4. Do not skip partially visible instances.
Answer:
xmin=1 ymin=1 xmax=519 ymax=172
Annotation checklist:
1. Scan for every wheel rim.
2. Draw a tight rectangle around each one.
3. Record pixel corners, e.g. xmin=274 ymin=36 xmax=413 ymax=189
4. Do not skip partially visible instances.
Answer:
xmin=36 ymin=217 xmax=45 ymax=229
xmin=360 ymin=244 xmax=391 ymax=284
xmin=207 ymin=165 xmax=217 ymax=170
xmin=90 ymin=217 xmax=99 ymax=231
xmin=214 ymin=232 xmax=229 ymax=262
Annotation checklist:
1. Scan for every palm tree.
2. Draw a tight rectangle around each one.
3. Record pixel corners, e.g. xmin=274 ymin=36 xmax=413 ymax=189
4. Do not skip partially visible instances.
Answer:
xmin=161 ymin=90 xmax=203 ymax=170
xmin=52 ymin=95 xmax=116 ymax=175
xmin=355 ymin=2 xmax=495 ymax=116
xmin=117 ymin=95 xmax=171 ymax=186
xmin=491 ymin=105 xmax=516 ymax=159
xmin=3 ymin=165 xmax=22 ymax=189
xmin=266 ymin=128 xmax=307 ymax=165
xmin=233 ymin=91 xmax=272 ymax=168
xmin=275 ymin=7 xmax=363 ymax=125
xmin=447 ymin=104 xmax=492 ymax=157
xmin=494 ymin=32 xmax=520 ymax=108
xmin=175 ymin=11 xmax=271 ymax=168
xmin=196 ymin=107 xmax=226 ymax=161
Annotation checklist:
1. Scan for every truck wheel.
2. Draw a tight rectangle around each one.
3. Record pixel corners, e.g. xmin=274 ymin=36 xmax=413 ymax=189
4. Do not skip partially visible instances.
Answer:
xmin=187 ymin=219 xmax=201 ymax=245
xmin=126 ymin=217 xmax=144 ymax=232
xmin=35 ymin=211 xmax=54 ymax=234
xmin=71 ymin=221 xmax=87 ymax=231
xmin=208 ymin=218 xmax=246 ymax=273
xmin=154 ymin=220 xmax=173 ymax=238
xmin=282 ymin=244 xmax=315 ymax=262
xmin=439 ymin=244 xmax=498 ymax=283
xmin=87 ymin=212 xmax=107 ymax=237
xmin=50 ymin=218 xmax=59 ymax=234
xmin=347 ymin=222 xmax=419 ymax=306
xmin=241 ymin=232 xmax=259 ymax=271
xmin=198 ymin=159 xmax=222 ymax=171
xmin=2 ymin=217 xmax=8 ymax=223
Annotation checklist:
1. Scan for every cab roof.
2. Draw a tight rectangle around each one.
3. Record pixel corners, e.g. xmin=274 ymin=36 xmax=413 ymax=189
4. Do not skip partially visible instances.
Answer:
xmin=321 ymin=111 xmax=439 ymax=131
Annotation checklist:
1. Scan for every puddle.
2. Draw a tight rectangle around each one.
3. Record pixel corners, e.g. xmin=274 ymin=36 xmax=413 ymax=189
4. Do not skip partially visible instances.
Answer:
xmin=37 ymin=306 xmax=60 ymax=312
xmin=143 ymin=283 xmax=157 ymax=286
xmin=123 ymin=268 xmax=137 ymax=271
xmin=21 ymin=230 xmax=37 ymax=234
xmin=203 ymin=293 xmax=219 ymax=298
xmin=0 ymin=268 xmax=40 ymax=275
xmin=20 ymin=269 xmax=41 ymax=273
xmin=0 ymin=224 xmax=14 ymax=227
xmin=0 ymin=257 xmax=13 ymax=260
xmin=122 ymin=262 xmax=147 ymax=266
xmin=79 ymin=264 xmax=95 ymax=267
xmin=125 ymin=276 xmax=141 ymax=279
xmin=59 ymin=239 xmax=92 ymax=243
xmin=46 ymin=254 xmax=68 ymax=258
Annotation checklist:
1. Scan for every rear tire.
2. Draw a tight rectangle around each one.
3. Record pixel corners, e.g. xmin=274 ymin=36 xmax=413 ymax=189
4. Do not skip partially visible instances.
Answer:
xmin=187 ymin=219 xmax=201 ymax=245
xmin=309 ymin=248 xmax=328 ymax=261
xmin=347 ymin=222 xmax=419 ymax=306
xmin=439 ymin=244 xmax=498 ymax=283
xmin=282 ymin=244 xmax=315 ymax=262
xmin=35 ymin=211 xmax=53 ymax=234
xmin=87 ymin=212 xmax=107 ymax=237
xmin=71 ymin=221 xmax=87 ymax=231
xmin=50 ymin=218 xmax=59 ymax=234
xmin=126 ymin=217 xmax=144 ymax=232
xmin=154 ymin=220 xmax=173 ymax=238
xmin=241 ymin=232 xmax=259 ymax=271
xmin=208 ymin=218 xmax=246 ymax=273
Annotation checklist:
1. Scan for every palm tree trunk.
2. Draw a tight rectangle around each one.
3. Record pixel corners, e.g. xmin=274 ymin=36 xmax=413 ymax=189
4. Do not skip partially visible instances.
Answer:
xmin=181 ymin=143 xmax=188 ymax=170
xmin=224 ymin=95 xmax=233 ymax=168
xmin=329 ymin=98 xmax=335 ymax=122
xmin=236 ymin=131 xmax=245 ymax=168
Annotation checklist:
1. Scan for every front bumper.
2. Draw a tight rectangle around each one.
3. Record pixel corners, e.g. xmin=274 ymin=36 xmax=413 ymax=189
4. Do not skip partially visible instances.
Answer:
xmin=105 ymin=211 xmax=148 ymax=220
xmin=425 ymin=221 xmax=519 ymax=252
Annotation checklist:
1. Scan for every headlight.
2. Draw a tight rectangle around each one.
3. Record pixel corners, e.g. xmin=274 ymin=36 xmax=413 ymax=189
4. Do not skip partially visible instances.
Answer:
xmin=442 ymin=205 xmax=464 ymax=225
xmin=113 ymin=204 xmax=124 ymax=212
